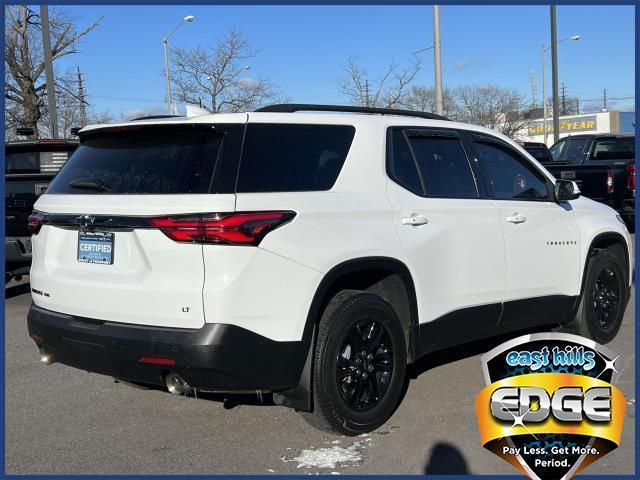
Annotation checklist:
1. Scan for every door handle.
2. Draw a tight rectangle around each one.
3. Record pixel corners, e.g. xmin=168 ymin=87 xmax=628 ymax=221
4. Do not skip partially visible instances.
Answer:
xmin=505 ymin=213 xmax=527 ymax=224
xmin=401 ymin=215 xmax=429 ymax=226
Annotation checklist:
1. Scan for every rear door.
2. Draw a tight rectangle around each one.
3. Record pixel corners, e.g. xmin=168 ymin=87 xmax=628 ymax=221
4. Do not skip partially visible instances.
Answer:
xmin=30 ymin=123 xmax=244 ymax=329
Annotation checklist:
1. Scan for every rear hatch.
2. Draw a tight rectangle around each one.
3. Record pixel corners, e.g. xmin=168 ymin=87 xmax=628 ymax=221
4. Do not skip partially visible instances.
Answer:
xmin=30 ymin=122 xmax=244 ymax=329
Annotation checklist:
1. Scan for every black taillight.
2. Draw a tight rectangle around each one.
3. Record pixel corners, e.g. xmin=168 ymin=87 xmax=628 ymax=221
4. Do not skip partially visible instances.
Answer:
xmin=28 ymin=212 xmax=45 ymax=235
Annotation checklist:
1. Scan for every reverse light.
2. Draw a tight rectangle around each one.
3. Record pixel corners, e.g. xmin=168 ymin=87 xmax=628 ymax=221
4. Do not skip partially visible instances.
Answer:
xmin=606 ymin=170 xmax=614 ymax=194
xmin=28 ymin=211 xmax=45 ymax=234
xmin=149 ymin=211 xmax=296 ymax=246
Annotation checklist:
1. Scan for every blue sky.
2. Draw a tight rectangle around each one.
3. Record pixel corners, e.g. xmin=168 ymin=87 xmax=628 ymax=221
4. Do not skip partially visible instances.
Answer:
xmin=54 ymin=4 xmax=636 ymax=119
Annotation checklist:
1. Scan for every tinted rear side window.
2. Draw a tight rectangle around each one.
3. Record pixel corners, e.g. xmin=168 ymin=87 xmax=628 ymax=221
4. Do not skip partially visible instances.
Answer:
xmin=406 ymin=133 xmax=478 ymax=198
xmin=387 ymin=129 xmax=422 ymax=195
xmin=236 ymin=124 xmax=355 ymax=192
xmin=47 ymin=126 xmax=226 ymax=194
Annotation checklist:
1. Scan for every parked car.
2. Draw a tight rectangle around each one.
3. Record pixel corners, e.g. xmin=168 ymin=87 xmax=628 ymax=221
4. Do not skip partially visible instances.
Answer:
xmin=27 ymin=104 xmax=632 ymax=435
xmin=542 ymin=134 xmax=635 ymax=231
xmin=517 ymin=140 xmax=553 ymax=163
xmin=5 ymin=138 xmax=78 ymax=283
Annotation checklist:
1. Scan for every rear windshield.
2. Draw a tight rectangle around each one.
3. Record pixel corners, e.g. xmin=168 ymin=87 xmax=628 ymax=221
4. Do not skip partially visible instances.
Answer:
xmin=47 ymin=126 xmax=223 ymax=194
xmin=590 ymin=137 xmax=635 ymax=160
xmin=5 ymin=149 xmax=72 ymax=174
xmin=236 ymin=124 xmax=355 ymax=192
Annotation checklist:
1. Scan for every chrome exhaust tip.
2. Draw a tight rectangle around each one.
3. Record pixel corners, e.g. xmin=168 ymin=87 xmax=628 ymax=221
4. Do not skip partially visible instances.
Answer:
xmin=39 ymin=348 xmax=55 ymax=365
xmin=165 ymin=373 xmax=192 ymax=395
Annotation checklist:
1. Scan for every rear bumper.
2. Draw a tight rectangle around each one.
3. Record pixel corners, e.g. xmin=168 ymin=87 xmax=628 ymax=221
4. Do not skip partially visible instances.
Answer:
xmin=27 ymin=303 xmax=307 ymax=393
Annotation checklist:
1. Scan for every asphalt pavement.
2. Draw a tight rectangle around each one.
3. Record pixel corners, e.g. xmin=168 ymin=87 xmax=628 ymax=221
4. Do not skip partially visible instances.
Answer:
xmin=4 ymin=278 xmax=635 ymax=474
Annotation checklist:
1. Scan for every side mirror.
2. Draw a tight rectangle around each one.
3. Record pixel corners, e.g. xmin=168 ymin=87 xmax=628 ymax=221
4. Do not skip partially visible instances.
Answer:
xmin=555 ymin=179 xmax=581 ymax=202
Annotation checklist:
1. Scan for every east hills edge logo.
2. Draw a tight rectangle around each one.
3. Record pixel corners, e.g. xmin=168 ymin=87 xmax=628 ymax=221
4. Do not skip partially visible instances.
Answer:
xmin=475 ymin=333 xmax=626 ymax=480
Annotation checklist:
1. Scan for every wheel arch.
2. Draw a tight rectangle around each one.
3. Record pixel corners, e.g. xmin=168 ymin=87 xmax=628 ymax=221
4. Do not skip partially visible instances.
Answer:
xmin=272 ymin=256 xmax=420 ymax=412
xmin=303 ymin=256 xmax=420 ymax=362
xmin=581 ymin=232 xmax=631 ymax=294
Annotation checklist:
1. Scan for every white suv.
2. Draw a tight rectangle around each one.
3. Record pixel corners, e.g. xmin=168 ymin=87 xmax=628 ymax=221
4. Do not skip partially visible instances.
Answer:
xmin=28 ymin=104 xmax=632 ymax=435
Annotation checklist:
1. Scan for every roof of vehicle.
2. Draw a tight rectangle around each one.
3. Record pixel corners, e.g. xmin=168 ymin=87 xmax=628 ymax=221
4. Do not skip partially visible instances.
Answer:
xmin=5 ymin=139 xmax=79 ymax=153
xmin=553 ymin=133 xmax=635 ymax=141
xmin=79 ymin=104 xmax=509 ymax=141
xmin=517 ymin=141 xmax=549 ymax=148
xmin=6 ymin=138 xmax=79 ymax=146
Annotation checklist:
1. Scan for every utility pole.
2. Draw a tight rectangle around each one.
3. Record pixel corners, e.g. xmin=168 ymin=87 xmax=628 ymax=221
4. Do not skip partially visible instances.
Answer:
xmin=541 ymin=44 xmax=548 ymax=145
xmin=433 ymin=5 xmax=444 ymax=116
xmin=40 ymin=5 xmax=58 ymax=138
xmin=560 ymin=82 xmax=567 ymax=115
xmin=576 ymin=98 xmax=580 ymax=114
xmin=530 ymin=70 xmax=537 ymax=109
xmin=77 ymin=67 xmax=87 ymax=126
xmin=550 ymin=5 xmax=561 ymax=143
xmin=603 ymin=88 xmax=608 ymax=110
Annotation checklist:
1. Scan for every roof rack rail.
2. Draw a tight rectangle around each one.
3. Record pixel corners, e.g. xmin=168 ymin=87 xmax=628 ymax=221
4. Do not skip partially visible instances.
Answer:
xmin=130 ymin=114 xmax=183 ymax=121
xmin=255 ymin=103 xmax=448 ymax=121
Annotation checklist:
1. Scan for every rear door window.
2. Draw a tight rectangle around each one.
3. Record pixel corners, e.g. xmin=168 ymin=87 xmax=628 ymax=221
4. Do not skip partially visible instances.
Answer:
xmin=236 ymin=124 xmax=355 ymax=192
xmin=406 ymin=131 xmax=478 ymax=198
xmin=47 ymin=125 xmax=236 ymax=194
xmin=386 ymin=129 xmax=423 ymax=195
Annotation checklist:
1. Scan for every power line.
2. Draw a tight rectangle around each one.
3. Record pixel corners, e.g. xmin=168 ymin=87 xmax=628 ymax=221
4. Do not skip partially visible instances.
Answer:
xmin=88 ymin=94 xmax=163 ymax=103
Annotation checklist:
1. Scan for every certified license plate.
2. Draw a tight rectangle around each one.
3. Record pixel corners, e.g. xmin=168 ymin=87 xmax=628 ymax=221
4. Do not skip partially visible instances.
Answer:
xmin=561 ymin=171 xmax=576 ymax=180
xmin=77 ymin=231 xmax=114 ymax=265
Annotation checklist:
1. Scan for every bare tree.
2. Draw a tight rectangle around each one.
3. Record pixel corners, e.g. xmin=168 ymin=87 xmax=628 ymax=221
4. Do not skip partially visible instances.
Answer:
xmin=340 ymin=56 xmax=422 ymax=109
xmin=456 ymin=85 xmax=529 ymax=138
xmin=401 ymin=85 xmax=462 ymax=118
xmin=171 ymin=29 xmax=276 ymax=113
xmin=4 ymin=5 xmax=101 ymax=137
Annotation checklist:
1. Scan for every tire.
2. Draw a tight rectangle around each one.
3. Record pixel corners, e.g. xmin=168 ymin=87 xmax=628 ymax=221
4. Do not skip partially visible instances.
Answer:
xmin=301 ymin=290 xmax=407 ymax=435
xmin=560 ymin=249 xmax=627 ymax=344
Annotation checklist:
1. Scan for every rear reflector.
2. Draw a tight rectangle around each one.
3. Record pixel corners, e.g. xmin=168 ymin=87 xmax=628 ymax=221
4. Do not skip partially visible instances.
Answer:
xmin=28 ymin=211 xmax=45 ymax=235
xmin=606 ymin=170 xmax=614 ymax=194
xmin=149 ymin=211 xmax=296 ymax=246
xmin=139 ymin=356 xmax=176 ymax=366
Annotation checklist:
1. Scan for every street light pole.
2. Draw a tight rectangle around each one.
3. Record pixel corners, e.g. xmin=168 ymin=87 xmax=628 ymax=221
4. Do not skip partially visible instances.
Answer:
xmin=550 ymin=5 xmax=560 ymax=143
xmin=540 ymin=34 xmax=580 ymax=145
xmin=163 ymin=38 xmax=173 ymax=115
xmin=163 ymin=15 xmax=195 ymax=115
xmin=433 ymin=5 xmax=444 ymax=116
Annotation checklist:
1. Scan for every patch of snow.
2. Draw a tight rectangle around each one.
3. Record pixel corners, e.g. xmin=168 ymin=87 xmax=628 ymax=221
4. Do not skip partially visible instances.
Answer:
xmin=283 ymin=440 xmax=368 ymax=469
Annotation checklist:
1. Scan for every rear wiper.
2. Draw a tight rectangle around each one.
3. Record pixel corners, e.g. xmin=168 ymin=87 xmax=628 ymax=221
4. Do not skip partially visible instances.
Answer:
xmin=68 ymin=179 xmax=111 ymax=192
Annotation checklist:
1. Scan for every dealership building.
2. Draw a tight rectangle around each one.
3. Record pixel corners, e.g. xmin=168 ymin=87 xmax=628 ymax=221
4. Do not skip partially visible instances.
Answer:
xmin=517 ymin=110 xmax=635 ymax=146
